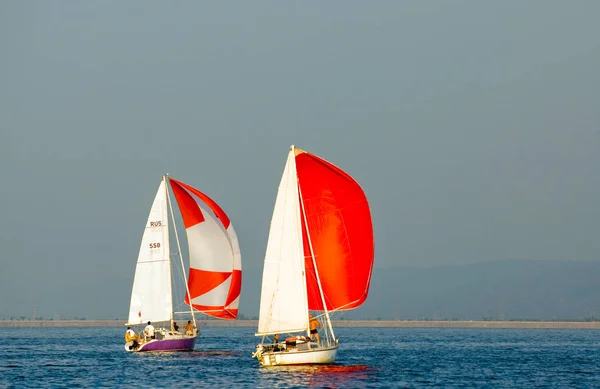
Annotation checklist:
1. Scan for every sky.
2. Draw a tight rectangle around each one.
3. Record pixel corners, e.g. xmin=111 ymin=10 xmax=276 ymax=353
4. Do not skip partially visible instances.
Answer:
xmin=1 ymin=1 xmax=599 ymax=319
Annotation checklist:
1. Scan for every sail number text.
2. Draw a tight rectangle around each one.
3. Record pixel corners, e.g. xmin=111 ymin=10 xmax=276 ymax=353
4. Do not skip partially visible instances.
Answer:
xmin=149 ymin=242 xmax=161 ymax=249
xmin=150 ymin=221 xmax=162 ymax=227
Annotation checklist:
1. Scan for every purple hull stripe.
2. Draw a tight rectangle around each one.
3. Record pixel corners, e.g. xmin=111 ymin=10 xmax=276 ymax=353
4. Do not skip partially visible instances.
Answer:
xmin=137 ymin=336 xmax=197 ymax=352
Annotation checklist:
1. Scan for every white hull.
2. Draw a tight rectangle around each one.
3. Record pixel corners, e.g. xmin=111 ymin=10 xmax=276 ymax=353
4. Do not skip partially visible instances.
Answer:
xmin=254 ymin=342 xmax=338 ymax=366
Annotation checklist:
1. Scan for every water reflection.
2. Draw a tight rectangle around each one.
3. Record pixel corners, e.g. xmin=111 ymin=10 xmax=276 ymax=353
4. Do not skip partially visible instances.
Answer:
xmin=258 ymin=364 xmax=375 ymax=388
xmin=133 ymin=350 xmax=241 ymax=355
xmin=131 ymin=350 xmax=242 ymax=362
xmin=188 ymin=350 xmax=241 ymax=356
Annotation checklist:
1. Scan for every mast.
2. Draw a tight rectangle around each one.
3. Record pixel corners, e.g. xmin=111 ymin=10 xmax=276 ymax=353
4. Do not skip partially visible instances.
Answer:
xmin=165 ymin=174 xmax=197 ymax=329
xmin=295 ymin=146 xmax=336 ymax=342
xmin=162 ymin=175 xmax=174 ymax=328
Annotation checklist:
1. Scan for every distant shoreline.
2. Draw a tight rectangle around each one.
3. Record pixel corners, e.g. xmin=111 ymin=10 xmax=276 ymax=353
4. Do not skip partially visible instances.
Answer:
xmin=1 ymin=320 xmax=599 ymax=329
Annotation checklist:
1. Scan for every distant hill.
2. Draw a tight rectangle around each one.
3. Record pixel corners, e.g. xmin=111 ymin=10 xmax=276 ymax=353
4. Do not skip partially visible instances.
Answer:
xmin=342 ymin=260 xmax=600 ymax=321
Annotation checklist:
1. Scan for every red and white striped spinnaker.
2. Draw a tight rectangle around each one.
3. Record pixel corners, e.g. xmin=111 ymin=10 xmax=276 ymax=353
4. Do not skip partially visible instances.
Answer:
xmin=169 ymin=178 xmax=241 ymax=320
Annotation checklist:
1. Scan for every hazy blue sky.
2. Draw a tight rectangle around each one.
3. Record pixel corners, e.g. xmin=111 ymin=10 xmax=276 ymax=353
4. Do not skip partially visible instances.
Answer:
xmin=1 ymin=1 xmax=599 ymax=319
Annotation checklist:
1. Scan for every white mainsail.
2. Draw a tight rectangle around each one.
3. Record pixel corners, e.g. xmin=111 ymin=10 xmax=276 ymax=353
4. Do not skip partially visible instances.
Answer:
xmin=257 ymin=149 xmax=309 ymax=335
xmin=127 ymin=181 xmax=172 ymax=325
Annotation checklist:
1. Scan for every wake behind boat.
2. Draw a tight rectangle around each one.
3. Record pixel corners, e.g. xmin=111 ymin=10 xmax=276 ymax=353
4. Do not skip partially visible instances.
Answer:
xmin=125 ymin=175 xmax=242 ymax=352
xmin=252 ymin=145 xmax=374 ymax=366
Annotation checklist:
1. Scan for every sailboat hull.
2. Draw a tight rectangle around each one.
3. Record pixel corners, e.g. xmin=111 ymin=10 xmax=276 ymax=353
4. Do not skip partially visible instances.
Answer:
xmin=125 ymin=335 xmax=198 ymax=352
xmin=254 ymin=343 xmax=338 ymax=366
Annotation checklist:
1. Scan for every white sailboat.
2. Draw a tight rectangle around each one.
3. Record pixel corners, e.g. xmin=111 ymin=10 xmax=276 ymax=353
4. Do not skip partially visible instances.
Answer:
xmin=125 ymin=175 xmax=242 ymax=352
xmin=252 ymin=146 xmax=374 ymax=366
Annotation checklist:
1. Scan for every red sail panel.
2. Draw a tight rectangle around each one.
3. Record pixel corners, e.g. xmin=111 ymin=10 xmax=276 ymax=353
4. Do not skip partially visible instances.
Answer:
xmin=197 ymin=308 xmax=238 ymax=320
xmin=295 ymin=151 xmax=374 ymax=311
xmin=169 ymin=179 xmax=205 ymax=228
xmin=184 ymin=268 xmax=231 ymax=304
xmin=170 ymin=178 xmax=231 ymax=229
xmin=225 ymin=269 xmax=242 ymax=306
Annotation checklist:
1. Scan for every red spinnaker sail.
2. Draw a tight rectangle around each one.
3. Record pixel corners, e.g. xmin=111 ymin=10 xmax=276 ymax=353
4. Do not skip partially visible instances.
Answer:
xmin=295 ymin=150 xmax=374 ymax=311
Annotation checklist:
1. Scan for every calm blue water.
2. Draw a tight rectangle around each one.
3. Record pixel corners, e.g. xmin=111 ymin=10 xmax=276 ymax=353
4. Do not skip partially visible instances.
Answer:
xmin=1 ymin=326 xmax=599 ymax=388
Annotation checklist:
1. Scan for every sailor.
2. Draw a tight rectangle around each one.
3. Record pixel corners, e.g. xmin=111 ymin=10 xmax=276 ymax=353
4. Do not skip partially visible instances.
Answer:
xmin=185 ymin=320 xmax=196 ymax=336
xmin=309 ymin=314 xmax=321 ymax=343
xmin=144 ymin=321 xmax=155 ymax=340
xmin=125 ymin=326 xmax=140 ymax=350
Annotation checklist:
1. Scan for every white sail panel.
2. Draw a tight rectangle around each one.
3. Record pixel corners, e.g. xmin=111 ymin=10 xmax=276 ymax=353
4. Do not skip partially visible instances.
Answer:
xmin=225 ymin=224 xmax=242 ymax=311
xmin=190 ymin=276 xmax=232 ymax=307
xmin=184 ymin=202 xmax=234 ymax=311
xmin=226 ymin=294 xmax=240 ymax=311
xmin=127 ymin=181 xmax=172 ymax=325
xmin=187 ymin=203 xmax=234 ymax=273
xmin=257 ymin=149 xmax=309 ymax=335
xmin=228 ymin=225 xmax=242 ymax=273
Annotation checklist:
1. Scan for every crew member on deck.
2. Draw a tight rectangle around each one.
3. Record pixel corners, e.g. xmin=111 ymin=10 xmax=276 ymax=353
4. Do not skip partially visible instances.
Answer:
xmin=125 ymin=326 xmax=140 ymax=350
xmin=309 ymin=314 xmax=321 ymax=343
xmin=185 ymin=320 xmax=196 ymax=336
xmin=144 ymin=321 xmax=155 ymax=340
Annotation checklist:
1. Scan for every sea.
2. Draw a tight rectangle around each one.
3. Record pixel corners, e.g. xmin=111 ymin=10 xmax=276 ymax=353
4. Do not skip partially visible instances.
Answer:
xmin=1 ymin=326 xmax=599 ymax=388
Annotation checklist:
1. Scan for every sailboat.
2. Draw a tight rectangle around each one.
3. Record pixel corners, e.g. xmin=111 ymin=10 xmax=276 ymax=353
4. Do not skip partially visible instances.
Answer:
xmin=252 ymin=145 xmax=374 ymax=365
xmin=125 ymin=175 xmax=242 ymax=352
